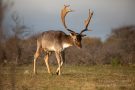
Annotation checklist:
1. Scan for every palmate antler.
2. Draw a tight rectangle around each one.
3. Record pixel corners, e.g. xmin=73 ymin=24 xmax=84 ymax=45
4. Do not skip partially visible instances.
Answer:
xmin=61 ymin=5 xmax=93 ymax=35
xmin=61 ymin=5 xmax=75 ymax=33
xmin=80 ymin=9 xmax=93 ymax=35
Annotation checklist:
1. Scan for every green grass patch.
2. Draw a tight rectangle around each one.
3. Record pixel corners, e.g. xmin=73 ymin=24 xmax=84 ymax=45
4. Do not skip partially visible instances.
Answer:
xmin=0 ymin=65 xmax=135 ymax=90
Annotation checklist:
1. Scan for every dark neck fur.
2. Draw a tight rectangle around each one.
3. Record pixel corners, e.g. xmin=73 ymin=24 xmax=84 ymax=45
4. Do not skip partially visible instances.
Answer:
xmin=63 ymin=35 xmax=74 ymax=45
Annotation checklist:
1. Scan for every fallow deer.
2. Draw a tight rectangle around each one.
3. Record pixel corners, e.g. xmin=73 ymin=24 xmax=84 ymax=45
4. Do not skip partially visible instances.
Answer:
xmin=33 ymin=5 xmax=93 ymax=75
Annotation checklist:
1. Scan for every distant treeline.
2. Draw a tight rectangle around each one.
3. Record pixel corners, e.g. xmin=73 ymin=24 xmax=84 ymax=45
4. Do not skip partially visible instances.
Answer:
xmin=0 ymin=26 xmax=135 ymax=66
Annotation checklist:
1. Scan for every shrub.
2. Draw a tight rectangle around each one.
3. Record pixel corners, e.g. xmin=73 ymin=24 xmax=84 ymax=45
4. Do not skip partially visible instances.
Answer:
xmin=111 ymin=57 xmax=120 ymax=66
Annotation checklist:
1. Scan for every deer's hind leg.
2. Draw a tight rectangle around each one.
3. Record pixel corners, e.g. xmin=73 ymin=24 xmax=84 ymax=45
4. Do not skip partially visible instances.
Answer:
xmin=44 ymin=51 xmax=51 ymax=74
xmin=33 ymin=46 xmax=42 ymax=74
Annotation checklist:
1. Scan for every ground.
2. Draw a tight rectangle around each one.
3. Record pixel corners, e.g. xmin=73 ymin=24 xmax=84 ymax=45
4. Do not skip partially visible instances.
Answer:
xmin=0 ymin=65 xmax=135 ymax=90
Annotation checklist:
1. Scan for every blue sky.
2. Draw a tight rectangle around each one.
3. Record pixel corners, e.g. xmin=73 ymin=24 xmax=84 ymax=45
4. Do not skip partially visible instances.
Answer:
xmin=4 ymin=0 xmax=135 ymax=40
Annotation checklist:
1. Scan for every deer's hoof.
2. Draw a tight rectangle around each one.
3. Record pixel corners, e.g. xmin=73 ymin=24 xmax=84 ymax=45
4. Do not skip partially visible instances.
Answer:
xmin=56 ymin=71 xmax=61 ymax=75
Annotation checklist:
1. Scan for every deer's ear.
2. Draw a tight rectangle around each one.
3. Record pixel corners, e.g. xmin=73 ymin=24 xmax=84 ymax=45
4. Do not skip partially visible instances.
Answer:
xmin=81 ymin=34 xmax=86 ymax=37
xmin=70 ymin=32 xmax=76 ymax=36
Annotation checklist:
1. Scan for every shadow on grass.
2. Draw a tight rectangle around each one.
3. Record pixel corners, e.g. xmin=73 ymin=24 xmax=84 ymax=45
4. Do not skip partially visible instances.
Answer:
xmin=62 ymin=72 xmax=92 ymax=77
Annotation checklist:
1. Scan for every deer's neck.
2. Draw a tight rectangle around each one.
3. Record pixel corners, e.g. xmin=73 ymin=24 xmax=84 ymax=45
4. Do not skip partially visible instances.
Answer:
xmin=62 ymin=35 xmax=74 ymax=48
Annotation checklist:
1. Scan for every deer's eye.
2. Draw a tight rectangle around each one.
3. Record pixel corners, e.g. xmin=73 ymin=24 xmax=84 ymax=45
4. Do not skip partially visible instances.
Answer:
xmin=76 ymin=36 xmax=82 ymax=41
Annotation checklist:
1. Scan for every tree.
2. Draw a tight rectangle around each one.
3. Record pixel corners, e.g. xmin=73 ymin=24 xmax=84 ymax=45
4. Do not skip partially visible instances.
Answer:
xmin=106 ymin=26 xmax=135 ymax=64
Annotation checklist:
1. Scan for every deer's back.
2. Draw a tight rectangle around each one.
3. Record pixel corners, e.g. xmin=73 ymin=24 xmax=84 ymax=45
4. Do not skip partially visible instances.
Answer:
xmin=37 ymin=30 xmax=68 ymax=51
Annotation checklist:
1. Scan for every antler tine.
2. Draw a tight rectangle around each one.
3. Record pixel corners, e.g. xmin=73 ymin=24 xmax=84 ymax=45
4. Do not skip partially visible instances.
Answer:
xmin=61 ymin=5 xmax=75 ymax=33
xmin=80 ymin=9 xmax=93 ymax=34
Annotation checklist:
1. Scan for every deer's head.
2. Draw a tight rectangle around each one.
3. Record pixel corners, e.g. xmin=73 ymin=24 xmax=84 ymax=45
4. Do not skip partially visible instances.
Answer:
xmin=61 ymin=5 xmax=93 ymax=48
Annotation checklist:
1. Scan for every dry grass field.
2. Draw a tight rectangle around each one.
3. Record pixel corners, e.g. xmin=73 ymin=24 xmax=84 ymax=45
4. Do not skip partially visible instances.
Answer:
xmin=0 ymin=65 xmax=135 ymax=90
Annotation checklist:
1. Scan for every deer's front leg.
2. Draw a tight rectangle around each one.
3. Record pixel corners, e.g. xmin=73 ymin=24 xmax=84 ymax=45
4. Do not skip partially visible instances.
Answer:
xmin=55 ymin=51 xmax=63 ymax=75
xmin=61 ymin=51 xmax=65 ymax=67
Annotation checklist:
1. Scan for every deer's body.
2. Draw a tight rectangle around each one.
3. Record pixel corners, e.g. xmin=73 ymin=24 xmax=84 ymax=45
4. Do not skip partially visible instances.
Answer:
xmin=33 ymin=5 xmax=93 ymax=75
xmin=37 ymin=30 xmax=73 ymax=52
